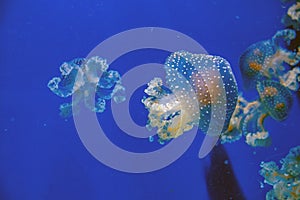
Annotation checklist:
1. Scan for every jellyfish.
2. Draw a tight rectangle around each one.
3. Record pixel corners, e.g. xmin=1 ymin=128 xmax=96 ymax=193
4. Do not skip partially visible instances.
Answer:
xmin=239 ymin=29 xmax=300 ymax=89
xmin=48 ymin=56 xmax=125 ymax=117
xmin=142 ymin=51 xmax=238 ymax=141
xmin=221 ymin=80 xmax=293 ymax=147
xmin=259 ymin=146 xmax=300 ymax=200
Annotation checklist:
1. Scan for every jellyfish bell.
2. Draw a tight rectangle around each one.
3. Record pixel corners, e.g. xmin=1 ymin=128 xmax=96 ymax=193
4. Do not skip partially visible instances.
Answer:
xmin=239 ymin=41 xmax=274 ymax=89
xmin=239 ymin=29 xmax=300 ymax=90
xmin=256 ymin=80 xmax=293 ymax=121
xmin=165 ymin=51 xmax=238 ymax=136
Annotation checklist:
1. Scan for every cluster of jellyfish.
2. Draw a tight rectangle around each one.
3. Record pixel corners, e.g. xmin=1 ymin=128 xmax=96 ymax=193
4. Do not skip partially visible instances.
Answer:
xmin=140 ymin=27 xmax=299 ymax=199
xmin=252 ymin=1 xmax=300 ymax=199
xmin=141 ymin=30 xmax=300 ymax=147
xmin=220 ymin=28 xmax=300 ymax=147
xmin=47 ymin=1 xmax=300 ymax=199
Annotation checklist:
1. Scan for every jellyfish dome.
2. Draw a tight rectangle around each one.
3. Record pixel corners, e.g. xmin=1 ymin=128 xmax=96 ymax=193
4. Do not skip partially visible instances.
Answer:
xmin=256 ymin=80 xmax=293 ymax=121
xmin=239 ymin=29 xmax=300 ymax=89
xmin=143 ymin=51 xmax=238 ymax=141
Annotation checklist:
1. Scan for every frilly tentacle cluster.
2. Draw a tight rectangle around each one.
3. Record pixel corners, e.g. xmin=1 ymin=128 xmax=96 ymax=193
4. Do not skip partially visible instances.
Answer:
xmin=280 ymin=67 xmax=300 ymax=91
xmin=221 ymin=95 xmax=269 ymax=146
xmin=260 ymin=146 xmax=300 ymax=200
xmin=282 ymin=1 xmax=300 ymax=31
xmin=48 ymin=56 xmax=125 ymax=117
xmin=142 ymin=78 xmax=192 ymax=141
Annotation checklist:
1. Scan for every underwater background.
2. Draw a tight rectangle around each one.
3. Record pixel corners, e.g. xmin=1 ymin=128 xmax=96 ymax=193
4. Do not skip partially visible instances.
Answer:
xmin=0 ymin=0 xmax=300 ymax=199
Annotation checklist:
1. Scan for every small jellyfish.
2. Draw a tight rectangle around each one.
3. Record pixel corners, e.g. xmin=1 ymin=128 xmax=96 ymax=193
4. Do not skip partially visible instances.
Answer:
xmin=259 ymin=146 xmax=300 ymax=200
xmin=221 ymin=80 xmax=293 ymax=147
xmin=142 ymin=51 xmax=238 ymax=141
xmin=239 ymin=29 xmax=300 ymax=89
xmin=48 ymin=56 xmax=125 ymax=117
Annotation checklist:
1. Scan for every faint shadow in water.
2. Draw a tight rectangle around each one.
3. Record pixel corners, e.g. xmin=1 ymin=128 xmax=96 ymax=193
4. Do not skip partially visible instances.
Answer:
xmin=205 ymin=145 xmax=246 ymax=200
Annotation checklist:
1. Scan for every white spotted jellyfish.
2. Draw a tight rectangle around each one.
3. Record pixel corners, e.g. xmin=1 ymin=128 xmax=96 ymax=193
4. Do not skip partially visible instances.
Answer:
xmin=142 ymin=51 xmax=238 ymax=142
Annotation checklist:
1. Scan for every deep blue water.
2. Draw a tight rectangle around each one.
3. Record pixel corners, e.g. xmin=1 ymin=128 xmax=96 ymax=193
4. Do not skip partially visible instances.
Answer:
xmin=1 ymin=0 xmax=299 ymax=199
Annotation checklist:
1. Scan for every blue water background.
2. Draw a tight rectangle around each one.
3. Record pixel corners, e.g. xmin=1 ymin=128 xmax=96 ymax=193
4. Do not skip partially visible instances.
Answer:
xmin=0 ymin=0 xmax=299 ymax=199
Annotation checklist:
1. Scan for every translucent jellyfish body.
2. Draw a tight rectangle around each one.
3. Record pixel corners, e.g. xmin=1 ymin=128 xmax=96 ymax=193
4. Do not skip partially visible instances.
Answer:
xmin=239 ymin=29 xmax=300 ymax=89
xmin=260 ymin=146 xmax=300 ymax=200
xmin=221 ymin=80 xmax=293 ymax=147
xmin=48 ymin=56 xmax=125 ymax=117
xmin=142 ymin=51 xmax=238 ymax=141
